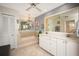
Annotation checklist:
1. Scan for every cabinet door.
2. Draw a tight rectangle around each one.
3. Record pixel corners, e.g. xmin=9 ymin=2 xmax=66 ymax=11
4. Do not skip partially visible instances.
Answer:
xmin=39 ymin=36 xmax=50 ymax=51
xmin=67 ymin=40 xmax=79 ymax=56
xmin=49 ymin=38 xmax=56 ymax=56
xmin=57 ymin=39 xmax=66 ymax=56
xmin=8 ymin=16 xmax=17 ymax=49
xmin=0 ymin=14 xmax=9 ymax=46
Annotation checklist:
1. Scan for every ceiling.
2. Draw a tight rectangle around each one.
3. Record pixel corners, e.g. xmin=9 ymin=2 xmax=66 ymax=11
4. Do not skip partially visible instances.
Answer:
xmin=0 ymin=3 xmax=64 ymax=17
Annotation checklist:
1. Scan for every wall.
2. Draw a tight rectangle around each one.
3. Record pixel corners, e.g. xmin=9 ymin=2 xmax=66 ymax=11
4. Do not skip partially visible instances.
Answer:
xmin=35 ymin=3 xmax=79 ymax=32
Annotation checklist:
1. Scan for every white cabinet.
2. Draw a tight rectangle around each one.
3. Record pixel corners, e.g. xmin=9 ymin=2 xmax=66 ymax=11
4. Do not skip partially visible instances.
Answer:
xmin=8 ymin=16 xmax=17 ymax=48
xmin=56 ymin=39 xmax=66 ymax=56
xmin=39 ymin=34 xmax=57 ymax=56
xmin=0 ymin=14 xmax=17 ymax=48
xmin=39 ymin=35 xmax=50 ymax=51
xmin=49 ymin=38 xmax=56 ymax=55
xmin=67 ymin=39 xmax=79 ymax=56
xmin=39 ymin=34 xmax=66 ymax=56
xmin=0 ymin=14 xmax=9 ymax=46
xmin=39 ymin=33 xmax=79 ymax=56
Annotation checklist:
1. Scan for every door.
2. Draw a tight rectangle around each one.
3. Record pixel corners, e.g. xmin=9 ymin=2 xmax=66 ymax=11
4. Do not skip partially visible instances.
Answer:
xmin=8 ymin=16 xmax=17 ymax=49
xmin=0 ymin=14 xmax=9 ymax=46
xmin=57 ymin=39 xmax=66 ymax=56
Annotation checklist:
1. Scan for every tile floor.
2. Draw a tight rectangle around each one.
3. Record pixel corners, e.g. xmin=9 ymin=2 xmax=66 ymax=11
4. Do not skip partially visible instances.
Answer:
xmin=11 ymin=44 xmax=51 ymax=56
xmin=11 ymin=36 xmax=51 ymax=56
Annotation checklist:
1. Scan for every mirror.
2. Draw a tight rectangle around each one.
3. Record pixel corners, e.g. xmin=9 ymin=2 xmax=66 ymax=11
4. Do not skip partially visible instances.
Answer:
xmin=66 ymin=20 xmax=75 ymax=33
xmin=45 ymin=7 xmax=78 ymax=33
xmin=20 ymin=20 xmax=34 ymax=31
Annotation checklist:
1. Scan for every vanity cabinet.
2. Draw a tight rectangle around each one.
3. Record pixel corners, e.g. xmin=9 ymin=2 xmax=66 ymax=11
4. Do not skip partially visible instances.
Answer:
xmin=39 ymin=34 xmax=57 ymax=55
xmin=56 ymin=38 xmax=66 ymax=56
xmin=39 ymin=35 xmax=50 ymax=51
xmin=39 ymin=33 xmax=79 ymax=56
xmin=47 ymin=36 xmax=57 ymax=55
